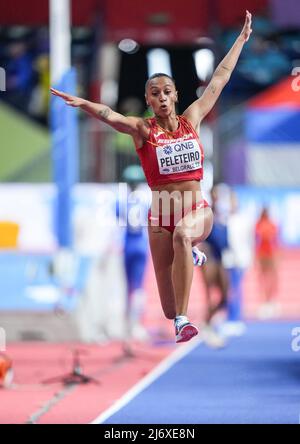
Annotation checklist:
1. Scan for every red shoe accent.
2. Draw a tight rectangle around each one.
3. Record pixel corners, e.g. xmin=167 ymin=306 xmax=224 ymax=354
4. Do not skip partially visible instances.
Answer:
xmin=176 ymin=323 xmax=199 ymax=343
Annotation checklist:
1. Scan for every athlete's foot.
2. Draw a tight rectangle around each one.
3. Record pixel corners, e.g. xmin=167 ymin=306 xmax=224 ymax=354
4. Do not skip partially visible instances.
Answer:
xmin=200 ymin=323 xmax=226 ymax=349
xmin=192 ymin=246 xmax=207 ymax=267
xmin=175 ymin=322 xmax=199 ymax=343
xmin=257 ymin=301 xmax=281 ymax=320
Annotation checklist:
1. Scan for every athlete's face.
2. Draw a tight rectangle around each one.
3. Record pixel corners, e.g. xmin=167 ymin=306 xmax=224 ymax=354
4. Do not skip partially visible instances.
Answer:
xmin=145 ymin=77 xmax=178 ymax=117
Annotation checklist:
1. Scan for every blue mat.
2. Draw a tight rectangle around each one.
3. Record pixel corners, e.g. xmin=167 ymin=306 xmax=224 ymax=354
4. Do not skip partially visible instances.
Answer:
xmin=103 ymin=322 xmax=300 ymax=424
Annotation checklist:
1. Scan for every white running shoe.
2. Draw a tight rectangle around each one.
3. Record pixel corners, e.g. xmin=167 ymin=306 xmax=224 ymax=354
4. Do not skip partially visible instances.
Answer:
xmin=130 ymin=323 xmax=150 ymax=342
xmin=200 ymin=324 xmax=226 ymax=349
xmin=257 ymin=302 xmax=281 ymax=320
xmin=192 ymin=246 xmax=207 ymax=267
xmin=218 ymin=321 xmax=247 ymax=338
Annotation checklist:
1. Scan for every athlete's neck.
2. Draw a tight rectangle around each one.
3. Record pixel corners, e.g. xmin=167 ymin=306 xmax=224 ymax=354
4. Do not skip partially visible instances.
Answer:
xmin=155 ymin=113 xmax=179 ymax=133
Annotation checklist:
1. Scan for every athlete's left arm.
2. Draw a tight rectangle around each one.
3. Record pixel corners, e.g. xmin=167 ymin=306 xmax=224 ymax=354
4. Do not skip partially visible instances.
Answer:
xmin=183 ymin=11 xmax=252 ymax=131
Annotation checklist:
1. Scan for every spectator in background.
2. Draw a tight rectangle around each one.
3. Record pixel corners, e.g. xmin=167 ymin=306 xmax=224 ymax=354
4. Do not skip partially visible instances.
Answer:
xmin=5 ymin=42 xmax=34 ymax=112
xmin=28 ymin=53 xmax=50 ymax=123
xmin=116 ymin=165 xmax=150 ymax=352
xmin=199 ymin=184 xmax=230 ymax=348
xmin=221 ymin=190 xmax=254 ymax=337
xmin=0 ymin=353 xmax=13 ymax=388
xmin=255 ymin=207 xmax=280 ymax=319
xmin=238 ymin=36 xmax=290 ymax=86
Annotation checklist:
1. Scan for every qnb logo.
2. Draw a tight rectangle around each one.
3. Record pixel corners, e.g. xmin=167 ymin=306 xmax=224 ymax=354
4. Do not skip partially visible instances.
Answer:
xmin=291 ymin=67 xmax=300 ymax=92
xmin=174 ymin=141 xmax=195 ymax=152
xmin=291 ymin=327 xmax=300 ymax=352
xmin=163 ymin=145 xmax=173 ymax=155
xmin=0 ymin=67 xmax=6 ymax=92
xmin=0 ymin=327 xmax=6 ymax=351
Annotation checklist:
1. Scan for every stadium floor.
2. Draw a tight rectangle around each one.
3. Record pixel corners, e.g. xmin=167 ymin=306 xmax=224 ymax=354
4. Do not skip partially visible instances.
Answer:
xmin=1 ymin=249 xmax=300 ymax=424
xmin=2 ymin=321 xmax=299 ymax=424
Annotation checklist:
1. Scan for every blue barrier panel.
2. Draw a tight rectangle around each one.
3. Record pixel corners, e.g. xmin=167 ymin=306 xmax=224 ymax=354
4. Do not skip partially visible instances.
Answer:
xmin=51 ymin=68 xmax=78 ymax=248
xmin=0 ymin=252 xmax=91 ymax=312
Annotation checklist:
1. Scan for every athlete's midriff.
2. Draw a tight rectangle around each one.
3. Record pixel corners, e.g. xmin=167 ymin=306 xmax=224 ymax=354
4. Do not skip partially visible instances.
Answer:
xmin=150 ymin=179 xmax=203 ymax=216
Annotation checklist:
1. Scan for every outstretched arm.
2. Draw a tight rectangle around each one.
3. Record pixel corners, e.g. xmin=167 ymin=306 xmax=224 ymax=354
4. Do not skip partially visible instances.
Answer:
xmin=183 ymin=11 xmax=252 ymax=130
xmin=50 ymin=88 xmax=149 ymax=139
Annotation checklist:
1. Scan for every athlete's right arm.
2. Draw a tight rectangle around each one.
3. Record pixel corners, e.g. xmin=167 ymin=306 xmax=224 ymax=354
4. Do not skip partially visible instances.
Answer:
xmin=50 ymin=88 xmax=149 ymax=142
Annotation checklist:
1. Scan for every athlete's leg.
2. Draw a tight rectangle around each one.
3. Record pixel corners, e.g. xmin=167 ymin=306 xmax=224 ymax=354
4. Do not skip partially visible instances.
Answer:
xmin=172 ymin=206 xmax=213 ymax=316
xmin=264 ymin=261 xmax=278 ymax=302
xmin=147 ymin=225 xmax=176 ymax=319
xmin=257 ymin=257 xmax=279 ymax=319
xmin=124 ymin=248 xmax=148 ymax=322
xmin=206 ymin=262 xmax=229 ymax=323
xmin=201 ymin=258 xmax=218 ymax=323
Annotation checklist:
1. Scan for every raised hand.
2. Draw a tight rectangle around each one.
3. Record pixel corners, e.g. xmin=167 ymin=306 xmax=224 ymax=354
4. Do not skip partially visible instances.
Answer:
xmin=50 ymin=87 xmax=86 ymax=107
xmin=240 ymin=10 xmax=252 ymax=42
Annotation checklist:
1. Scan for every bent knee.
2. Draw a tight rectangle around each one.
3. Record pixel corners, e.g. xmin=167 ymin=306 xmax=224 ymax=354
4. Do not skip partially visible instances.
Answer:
xmin=172 ymin=229 xmax=191 ymax=249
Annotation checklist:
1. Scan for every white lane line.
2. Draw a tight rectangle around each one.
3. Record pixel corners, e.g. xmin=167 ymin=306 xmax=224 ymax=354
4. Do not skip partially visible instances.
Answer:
xmin=90 ymin=337 xmax=202 ymax=424
xmin=26 ymin=384 xmax=77 ymax=424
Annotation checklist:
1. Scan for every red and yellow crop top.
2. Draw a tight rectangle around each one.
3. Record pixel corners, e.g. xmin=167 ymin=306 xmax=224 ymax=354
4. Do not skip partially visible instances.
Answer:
xmin=136 ymin=115 xmax=204 ymax=189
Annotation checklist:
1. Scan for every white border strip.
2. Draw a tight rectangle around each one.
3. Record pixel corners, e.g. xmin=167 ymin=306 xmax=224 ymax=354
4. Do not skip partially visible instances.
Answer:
xmin=90 ymin=337 xmax=202 ymax=424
